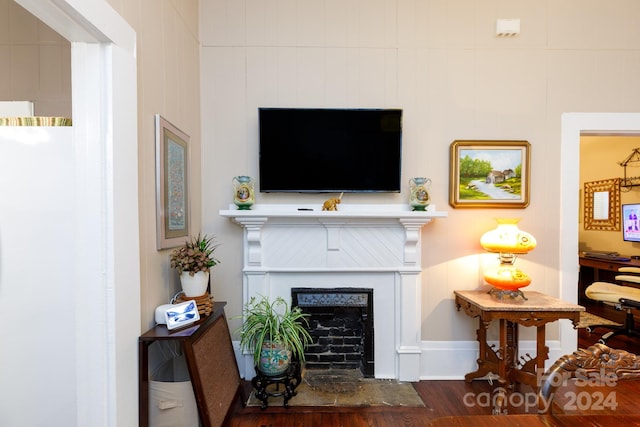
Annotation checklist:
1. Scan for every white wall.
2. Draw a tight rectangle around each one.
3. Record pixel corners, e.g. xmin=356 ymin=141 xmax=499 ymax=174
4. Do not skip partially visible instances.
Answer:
xmin=200 ymin=0 xmax=640 ymax=378
xmin=2 ymin=1 xmax=140 ymax=425
xmin=0 ymin=127 xmax=77 ymax=425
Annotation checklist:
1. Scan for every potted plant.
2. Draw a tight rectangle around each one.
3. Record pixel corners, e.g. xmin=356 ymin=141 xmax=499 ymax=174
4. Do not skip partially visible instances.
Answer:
xmin=238 ymin=295 xmax=312 ymax=376
xmin=170 ymin=234 xmax=220 ymax=297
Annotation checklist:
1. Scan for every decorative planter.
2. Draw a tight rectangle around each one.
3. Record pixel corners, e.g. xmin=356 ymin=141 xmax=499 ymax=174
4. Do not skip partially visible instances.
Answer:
xmin=259 ymin=342 xmax=291 ymax=376
xmin=179 ymin=271 xmax=209 ymax=297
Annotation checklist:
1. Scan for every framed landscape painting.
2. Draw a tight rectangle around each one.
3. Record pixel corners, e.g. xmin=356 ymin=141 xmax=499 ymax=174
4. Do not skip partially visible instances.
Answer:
xmin=449 ymin=140 xmax=530 ymax=209
xmin=155 ymin=114 xmax=191 ymax=249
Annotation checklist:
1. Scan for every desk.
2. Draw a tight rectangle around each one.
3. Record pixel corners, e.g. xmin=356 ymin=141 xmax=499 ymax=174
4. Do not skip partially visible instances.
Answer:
xmin=139 ymin=302 xmax=242 ymax=427
xmin=578 ymin=254 xmax=640 ymax=278
xmin=579 ymin=255 xmax=640 ymax=304
xmin=454 ymin=290 xmax=583 ymax=392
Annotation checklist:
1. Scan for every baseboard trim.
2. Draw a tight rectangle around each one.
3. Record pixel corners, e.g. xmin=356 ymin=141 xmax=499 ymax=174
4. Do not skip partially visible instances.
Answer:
xmin=420 ymin=340 xmax=565 ymax=380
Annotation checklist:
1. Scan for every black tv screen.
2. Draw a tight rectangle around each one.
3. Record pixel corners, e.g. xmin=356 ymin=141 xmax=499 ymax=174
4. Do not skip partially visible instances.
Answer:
xmin=259 ymin=108 xmax=402 ymax=193
xmin=623 ymin=203 xmax=640 ymax=242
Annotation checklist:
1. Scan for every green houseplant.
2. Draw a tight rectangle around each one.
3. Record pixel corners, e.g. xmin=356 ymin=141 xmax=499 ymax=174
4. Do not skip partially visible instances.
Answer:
xmin=238 ymin=295 xmax=312 ymax=375
xmin=170 ymin=234 xmax=220 ymax=296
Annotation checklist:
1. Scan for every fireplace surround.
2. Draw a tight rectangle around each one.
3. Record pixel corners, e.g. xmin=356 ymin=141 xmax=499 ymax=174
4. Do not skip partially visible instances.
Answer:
xmin=220 ymin=204 xmax=446 ymax=381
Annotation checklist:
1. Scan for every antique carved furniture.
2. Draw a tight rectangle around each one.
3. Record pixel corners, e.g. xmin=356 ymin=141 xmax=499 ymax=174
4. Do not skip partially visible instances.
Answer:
xmin=139 ymin=302 xmax=243 ymax=427
xmin=584 ymin=266 xmax=640 ymax=343
xmin=454 ymin=290 xmax=583 ymax=398
xmin=251 ymin=361 xmax=302 ymax=409
xmin=537 ymin=343 xmax=640 ymax=415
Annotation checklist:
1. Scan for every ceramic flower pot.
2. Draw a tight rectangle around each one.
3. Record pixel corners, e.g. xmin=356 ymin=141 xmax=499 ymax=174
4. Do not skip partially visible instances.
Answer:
xmin=180 ymin=271 xmax=209 ymax=297
xmin=258 ymin=341 xmax=291 ymax=376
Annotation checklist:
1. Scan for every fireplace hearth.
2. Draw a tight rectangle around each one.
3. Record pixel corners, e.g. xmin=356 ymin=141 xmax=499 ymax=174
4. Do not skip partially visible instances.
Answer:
xmin=292 ymin=288 xmax=374 ymax=377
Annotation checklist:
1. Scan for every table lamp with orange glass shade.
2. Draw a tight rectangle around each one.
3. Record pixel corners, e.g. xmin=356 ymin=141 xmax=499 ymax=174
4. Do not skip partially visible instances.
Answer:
xmin=480 ymin=218 xmax=537 ymax=300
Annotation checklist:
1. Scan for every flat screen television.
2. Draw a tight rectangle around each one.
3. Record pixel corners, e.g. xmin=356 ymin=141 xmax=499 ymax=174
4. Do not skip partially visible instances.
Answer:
xmin=258 ymin=108 xmax=402 ymax=193
xmin=623 ymin=203 xmax=640 ymax=242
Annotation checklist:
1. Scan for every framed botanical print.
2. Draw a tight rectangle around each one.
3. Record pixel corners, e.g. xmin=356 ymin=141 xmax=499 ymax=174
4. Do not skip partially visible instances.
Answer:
xmin=155 ymin=114 xmax=191 ymax=249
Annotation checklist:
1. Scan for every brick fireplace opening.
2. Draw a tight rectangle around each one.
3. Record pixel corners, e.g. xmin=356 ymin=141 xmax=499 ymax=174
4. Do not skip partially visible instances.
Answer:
xmin=292 ymin=288 xmax=374 ymax=377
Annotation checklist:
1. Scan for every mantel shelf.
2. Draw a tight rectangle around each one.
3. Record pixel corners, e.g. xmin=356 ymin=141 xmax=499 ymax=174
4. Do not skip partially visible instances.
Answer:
xmin=219 ymin=204 xmax=448 ymax=221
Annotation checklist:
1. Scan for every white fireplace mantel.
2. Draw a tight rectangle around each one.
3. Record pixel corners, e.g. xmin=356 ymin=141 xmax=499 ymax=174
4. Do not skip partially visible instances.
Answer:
xmin=220 ymin=204 xmax=446 ymax=381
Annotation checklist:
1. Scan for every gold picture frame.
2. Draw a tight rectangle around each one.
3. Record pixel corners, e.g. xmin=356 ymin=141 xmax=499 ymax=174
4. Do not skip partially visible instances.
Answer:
xmin=449 ymin=140 xmax=531 ymax=208
xmin=155 ymin=114 xmax=191 ymax=249
xmin=583 ymin=178 xmax=620 ymax=231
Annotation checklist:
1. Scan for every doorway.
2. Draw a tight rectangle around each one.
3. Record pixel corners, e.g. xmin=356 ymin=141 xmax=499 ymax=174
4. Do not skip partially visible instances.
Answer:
xmin=560 ymin=113 xmax=640 ymax=358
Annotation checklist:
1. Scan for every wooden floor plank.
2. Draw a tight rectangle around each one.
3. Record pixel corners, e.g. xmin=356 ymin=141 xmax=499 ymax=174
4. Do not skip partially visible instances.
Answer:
xmin=225 ymin=331 xmax=640 ymax=426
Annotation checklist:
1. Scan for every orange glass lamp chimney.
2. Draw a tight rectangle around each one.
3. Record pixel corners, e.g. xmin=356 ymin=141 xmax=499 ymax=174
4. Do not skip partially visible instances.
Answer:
xmin=480 ymin=218 xmax=536 ymax=296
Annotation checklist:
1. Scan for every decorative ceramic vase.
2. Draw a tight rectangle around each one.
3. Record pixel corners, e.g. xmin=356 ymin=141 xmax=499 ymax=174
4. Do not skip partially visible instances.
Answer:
xmin=233 ymin=175 xmax=255 ymax=210
xmin=180 ymin=271 xmax=209 ymax=297
xmin=409 ymin=177 xmax=431 ymax=211
xmin=258 ymin=341 xmax=291 ymax=376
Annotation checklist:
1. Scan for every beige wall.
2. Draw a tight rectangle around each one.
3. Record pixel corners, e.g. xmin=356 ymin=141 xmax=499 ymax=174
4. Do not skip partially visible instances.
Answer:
xmin=4 ymin=0 xmax=202 ymax=332
xmin=580 ymin=135 xmax=640 ymax=254
xmin=107 ymin=0 xmax=202 ymax=331
xmin=0 ymin=0 xmax=71 ymax=117
xmin=6 ymin=0 xmax=640 ymax=351
xmin=200 ymin=0 xmax=640 ymax=344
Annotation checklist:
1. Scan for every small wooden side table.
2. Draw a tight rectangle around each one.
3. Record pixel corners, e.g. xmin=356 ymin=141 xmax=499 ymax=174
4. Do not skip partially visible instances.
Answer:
xmin=139 ymin=302 xmax=243 ymax=427
xmin=454 ymin=290 xmax=583 ymax=392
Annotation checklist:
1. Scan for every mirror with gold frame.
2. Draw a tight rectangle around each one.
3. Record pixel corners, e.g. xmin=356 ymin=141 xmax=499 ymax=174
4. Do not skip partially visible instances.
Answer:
xmin=583 ymin=178 xmax=620 ymax=231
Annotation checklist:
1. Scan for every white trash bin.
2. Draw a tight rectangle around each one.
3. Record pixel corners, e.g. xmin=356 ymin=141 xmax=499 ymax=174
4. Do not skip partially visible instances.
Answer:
xmin=149 ymin=354 xmax=200 ymax=427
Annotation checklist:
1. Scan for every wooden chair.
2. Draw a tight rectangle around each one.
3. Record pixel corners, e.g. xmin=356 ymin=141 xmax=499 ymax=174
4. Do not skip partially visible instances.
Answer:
xmin=584 ymin=266 xmax=640 ymax=343
xmin=537 ymin=343 xmax=640 ymax=414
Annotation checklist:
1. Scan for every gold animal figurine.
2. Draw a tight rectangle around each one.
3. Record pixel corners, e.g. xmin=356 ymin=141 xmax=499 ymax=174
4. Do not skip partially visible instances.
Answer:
xmin=322 ymin=193 xmax=343 ymax=211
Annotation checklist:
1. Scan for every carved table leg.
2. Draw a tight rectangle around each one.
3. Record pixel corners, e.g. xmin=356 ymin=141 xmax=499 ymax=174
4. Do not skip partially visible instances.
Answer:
xmin=505 ymin=320 xmax=519 ymax=388
xmin=498 ymin=319 xmax=508 ymax=384
xmin=536 ymin=324 xmax=548 ymax=375
xmin=465 ymin=318 xmax=501 ymax=382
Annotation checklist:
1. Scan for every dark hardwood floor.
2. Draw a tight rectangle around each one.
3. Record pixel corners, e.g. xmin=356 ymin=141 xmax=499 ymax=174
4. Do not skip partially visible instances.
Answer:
xmin=226 ymin=377 xmax=640 ymax=426
xmin=224 ymin=323 xmax=640 ymax=427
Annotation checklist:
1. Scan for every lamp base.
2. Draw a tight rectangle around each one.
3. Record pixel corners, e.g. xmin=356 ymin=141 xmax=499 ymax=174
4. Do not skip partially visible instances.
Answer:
xmin=488 ymin=287 xmax=528 ymax=301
